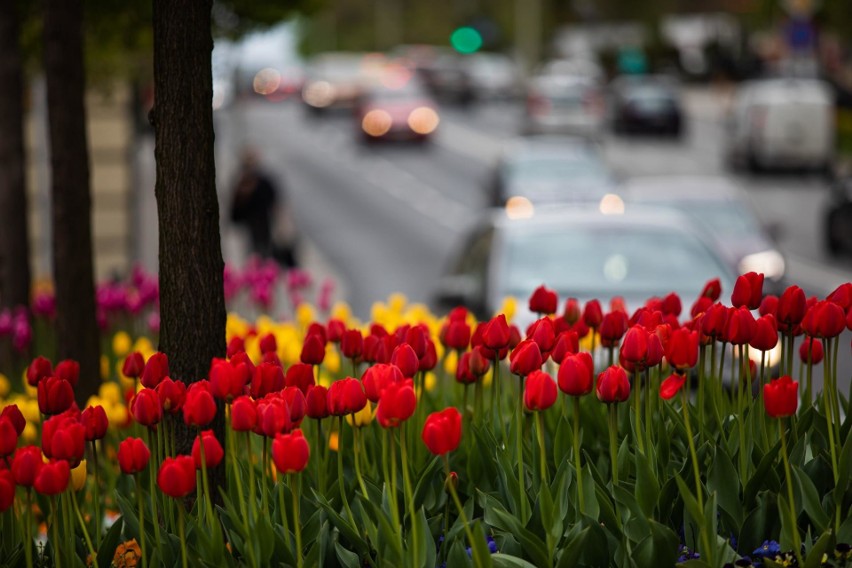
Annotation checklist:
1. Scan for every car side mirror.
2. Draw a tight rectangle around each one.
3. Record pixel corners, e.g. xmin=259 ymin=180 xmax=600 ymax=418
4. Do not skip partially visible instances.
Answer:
xmin=434 ymin=274 xmax=484 ymax=314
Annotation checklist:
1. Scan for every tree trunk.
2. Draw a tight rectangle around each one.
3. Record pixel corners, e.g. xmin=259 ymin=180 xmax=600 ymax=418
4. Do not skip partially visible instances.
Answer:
xmin=43 ymin=0 xmax=101 ymax=406
xmin=151 ymin=0 xmax=226 ymax=479
xmin=0 ymin=0 xmax=30 ymax=371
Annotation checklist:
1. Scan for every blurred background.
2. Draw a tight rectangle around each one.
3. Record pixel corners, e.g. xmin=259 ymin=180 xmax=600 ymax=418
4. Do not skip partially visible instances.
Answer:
xmin=16 ymin=0 xmax=852 ymax=325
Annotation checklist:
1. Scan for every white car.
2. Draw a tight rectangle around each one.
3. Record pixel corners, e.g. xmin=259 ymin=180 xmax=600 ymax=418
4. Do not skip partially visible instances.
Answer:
xmin=523 ymin=74 xmax=605 ymax=139
xmin=726 ymin=78 xmax=834 ymax=172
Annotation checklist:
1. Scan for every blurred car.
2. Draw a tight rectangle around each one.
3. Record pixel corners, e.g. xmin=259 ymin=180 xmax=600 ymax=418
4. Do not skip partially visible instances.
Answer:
xmin=726 ymin=78 xmax=834 ymax=172
xmin=609 ymin=75 xmax=683 ymax=136
xmin=824 ymin=174 xmax=852 ymax=255
xmin=537 ymin=57 xmax=606 ymax=83
xmin=301 ymin=52 xmax=369 ymax=114
xmin=356 ymin=80 xmax=440 ymax=143
xmin=489 ymin=136 xmax=614 ymax=206
xmin=523 ymin=74 xmax=605 ymax=138
xmin=435 ymin=205 xmax=736 ymax=324
xmin=392 ymin=45 xmax=474 ymax=104
xmin=618 ymin=175 xmax=787 ymax=293
xmin=464 ymin=52 xmax=521 ymax=100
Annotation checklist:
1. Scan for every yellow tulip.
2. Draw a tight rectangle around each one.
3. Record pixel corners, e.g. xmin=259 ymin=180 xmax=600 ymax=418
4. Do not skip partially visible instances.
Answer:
xmin=71 ymin=460 xmax=88 ymax=491
xmin=16 ymin=398 xmax=41 ymax=424
xmin=331 ymin=302 xmax=353 ymax=324
xmin=443 ymin=350 xmax=458 ymax=376
xmin=324 ymin=346 xmax=341 ymax=374
xmin=100 ymin=356 xmax=110 ymax=381
xmin=498 ymin=296 xmax=518 ymax=323
xmin=22 ymin=422 xmax=38 ymax=443
xmin=105 ymin=404 xmax=128 ymax=428
xmin=424 ymin=372 xmax=437 ymax=392
xmin=345 ymin=403 xmax=374 ymax=428
xmin=296 ymin=304 xmax=315 ymax=330
xmin=329 ymin=431 xmax=339 ymax=452
xmin=21 ymin=370 xmax=36 ymax=398
xmin=112 ymin=331 xmax=132 ymax=357
xmin=388 ymin=292 xmax=407 ymax=313
xmin=99 ymin=382 xmax=123 ymax=405
xmin=0 ymin=373 xmax=10 ymax=399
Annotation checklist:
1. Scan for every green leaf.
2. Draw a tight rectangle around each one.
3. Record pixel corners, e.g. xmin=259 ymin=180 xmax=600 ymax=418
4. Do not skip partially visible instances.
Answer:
xmin=675 ymin=474 xmax=703 ymax=527
xmin=491 ymin=553 xmax=538 ymax=568
xmin=485 ymin=506 xmax=549 ymax=568
xmin=538 ymin=482 xmax=555 ymax=555
xmin=470 ymin=521 xmax=495 ymax=568
xmin=792 ymin=466 xmax=829 ymax=533
xmin=804 ymin=529 xmax=833 ymax=568
xmin=254 ymin=509 xmax=276 ymax=566
xmin=777 ymin=495 xmax=796 ymax=554
xmin=554 ymin=526 xmax=589 ymax=568
xmin=97 ymin=517 xmax=124 ymax=568
xmin=835 ymin=428 xmax=852 ymax=498
xmin=634 ymin=451 xmax=659 ymax=518
xmin=418 ymin=508 xmax=437 ymax=568
xmin=448 ymin=539 xmax=472 ymax=568
xmin=631 ymin=519 xmax=679 ymax=568
xmin=744 ymin=443 xmax=780 ymax=508
xmin=581 ymin=464 xmax=600 ymax=520
xmin=335 ymin=540 xmax=361 ymax=568
xmin=707 ymin=446 xmax=742 ymax=530
xmin=313 ymin=490 xmax=371 ymax=557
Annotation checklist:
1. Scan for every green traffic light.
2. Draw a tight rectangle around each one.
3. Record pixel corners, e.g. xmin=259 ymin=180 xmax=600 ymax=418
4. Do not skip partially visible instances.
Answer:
xmin=450 ymin=27 xmax=482 ymax=54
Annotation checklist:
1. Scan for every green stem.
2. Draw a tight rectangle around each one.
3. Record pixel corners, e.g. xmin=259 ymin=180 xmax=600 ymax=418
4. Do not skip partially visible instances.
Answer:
xmin=779 ymin=420 xmax=804 ymax=565
xmin=698 ymin=346 xmax=706 ymax=445
xmin=572 ymin=397 xmax=585 ymax=516
xmin=644 ymin=367 xmax=652 ymax=454
xmin=292 ymin=474 xmax=303 ymax=568
xmin=262 ymin=437 xmax=269 ymax=513
xmin=279 ymin=482 xmax=291 ymax=553
xmin=337 ymin=416 xmax=357 ymax=528
xmin=516 ymin=374 xmax=527 ymax=521
xmin=146 ymin=432 xmax=162 ymax=551
xmin=72 ymin=489 xmax=97 ymax=564
xmin=24 ymin=489 xmax=33 ymax=568
xmin=738 ymin=345 xmax=749 ymax=483
xmin=136 ymin=475 xmax=147 ymax=568
xmin=246 ymin=432 xmax=257 ymax=518
xmin=390 ymin=428 xmax=403 ymax=553
xmin=198 ymin=433 xmax=214 ymax=529
xmin=352 ymin=421 xmax=368 ymax=497
xmin=230 ymin=430 xmax=256 ymax=568
xmin=400 ymin=424 xmax=419 ymax=566
xmin=683 ymin=387 xmax=712 ymax=566
xmin=316 ymin=419 xmax=325 ymax=496
xmin=495 ymin=360 xmax=505 ymax=441
xmin=608 ymin=405 xmax=619 ymax=488
xmin=178 ymin=505 xmax=188 ymax=568
xmin=51 ymin=497 xmax=61 ymax=568
xmin=474 ymin=377 xmax=483 ymax=427
xmin=91 ymin=441 xmax=101 ymax=541
xmin=535 ymin=411 xmax=549 ymax=487
xmin=443 ymin=456 xmax=482 ymax=568
xmin=633 ymin=372 xmax=644 ymax=454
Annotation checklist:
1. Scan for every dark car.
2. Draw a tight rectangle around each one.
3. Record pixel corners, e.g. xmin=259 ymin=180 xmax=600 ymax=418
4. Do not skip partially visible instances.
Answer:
xmin=825 ymin=175 xmax=852 ymax=255
xmin=610 ymin=75 xmax=683 ymax=136
xmin=489 ymin=136 xmax=614 ymax=207
xmin=436 ymin=205 xmax=736 ymax=325
xmin=619 ymin=175 xmax=786 ymax=293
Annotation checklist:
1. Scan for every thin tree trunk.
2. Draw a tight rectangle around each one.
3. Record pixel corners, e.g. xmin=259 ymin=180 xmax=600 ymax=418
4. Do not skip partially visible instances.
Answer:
xmin=0 ymin=0 xmax=30 ymax=313
xmin=44 ymin=0 xmax=101 ymax=405
xmin=152 ymin=0 xmax=226 ymax=488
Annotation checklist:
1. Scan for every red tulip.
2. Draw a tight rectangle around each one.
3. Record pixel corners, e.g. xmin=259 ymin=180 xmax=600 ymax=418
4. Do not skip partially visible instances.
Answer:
xmin=272 ymin=429 xmax=310 ymax=474
xmin=132 ymin=389 xmax=162 ymax=427
xmin=0 ymin=418 xmax=18 ymax=457
xmin=557 ymin=352 xmax=594 ymax=397
xmin=0 ymin=405 xmax=25 ymax=436
xmin=620 ymin=326 xmax=649 ymax=367
xmin=141 ymin=352 xmax=169 ymax=389
xmin=529 ymin=285 xmax=558 ymax=315
xmin=469 ymin=346 xmax=491 ymax=376
xmin=26 ymin=356 xmax=53 ymax=387
xmin=37 ymin=377 xmax=74 ymax=416
xmin=802 ymin=300 xmax=846 ymax=339
xmin=563 ymin=298 xmax=582 ymax=325
xmin=701 ymin=303 xmax=728 ymax=339
xmin=307 ymin=323 xmax=328 ymax=344
xmin=661 ymin=292 xmax=682 ymax=317
xmin=527 ymin=318 xmax=556 ymax=355
xmin=42 ymin=414 xmax=85 ymax=466
xmin=750 ymin=315 xmax=778 ymax=352
xmin=340 ymin=329 xmax=364 ymax=359
xmin=118 ymin=437 xmax=150 ymax=475
xmin=0 ymin=470 xmax=14 ymax=512
xmin=455 ymin=352 xmax=477 ymax=385
xmin=509 ymin=339 xmax=542 ymax=376
xmin=183 ymin=382 xmax=217 ymax=427
xmin=256 ymin=396 xmax=289 ymax=437
xmin=595 ymin=366 xmax=630 ymax=404
xmin=282 ymin=387 xmax=307 ymax=425
xmin=34 ymin=460 xmax=70 ymax=496
xmin=226 ymin=337 xmax=245 ymax=359
xmin=777 ymin=286 xmax=806 ymax=326
xmin=157 ymin=455 xmax=197 ymax=499
xmin=550 ymin=331 xmax=579 ymax=364
xmin=441 ymin=320 xmax=470 ymax=351
xmin=305 ymin=385 xmax=330 ymax=419
xmin=666 ymin=328 xmax=699 ymax=372
xmin=54 ymin=360 xmax=80 ymax=388
xmin=524 ymin=370 xmax=557 ymax=411
xmin=209 ymin=358 xmax=250 ymax=403
xmin=731 ymin=272 xmax=764 ymax=310
xmin=80 ymin=405 xmax=108 ymax=441
xmin=582 ymin=300 xmax=603 ymax=329
xmin=700 ymin=278 xmax=722 ymax=301
xmin=659 ymin=373 xmax=687 ymax=400
xmin=646 ymin=331 xmax=665 ymax=367
xmin=799 ymin=338 xmax=824 ymax=365
xmin=259 ymin=333 xmax=277 ymax=355
xmin=391 ymin=344 xmax=420 ymax=378
xmin=300 ymin=333 xmax=326 ymax=365
xmin=231 ymin=350 xmax=257 ymax=373
xmin=599 ymin=311 xmax=629 ymax=349
xmin=327 ymin=319 xmax=346 ymax=343
xmin=377 ymin=378 xmax=417 ymax=428
xmin=763 ymin=375 xmax=798 ymax=418
xmin=250 ymin=362 xmax=285 ymax=398
xmin=192 ymin=430 xmax=224 ymax=469
xmin=12 ymin=446 xmax=43 ymax=487
xmin=481 ymin=314 xmax=510 ymax=351
xmin=827 ymin=282 xmax=852 ymax=310
xmin=724 ymin=307 xmax=755 ymax=345
xmin=362 ymin=364 xmax=403 ymax=403
xmin=230 ymin=396 xmax=258 ymax=431
xmin=419 ymin=340 xmax=438 ymax=372
xmin=404 ymin=326 xmax=430 ymax=359
xmin=327 ymin=378 xmax=367 ymax=416
xmin=422 ymin=407 xmax=462 ymax=455
xmin=156 ymin=377 xmax=187 ymax=414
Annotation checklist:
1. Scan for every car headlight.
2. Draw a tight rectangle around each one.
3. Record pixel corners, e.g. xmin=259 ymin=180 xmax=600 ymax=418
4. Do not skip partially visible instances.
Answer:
xmin=738 ymin=250 xmax=785 ymax=281
xmin=749 ymin=343 xmax=782 ymax=369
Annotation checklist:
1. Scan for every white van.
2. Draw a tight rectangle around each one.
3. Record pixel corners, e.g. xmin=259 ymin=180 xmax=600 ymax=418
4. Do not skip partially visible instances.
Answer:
xmin=726 ymin=78 xmax=834 ymax=171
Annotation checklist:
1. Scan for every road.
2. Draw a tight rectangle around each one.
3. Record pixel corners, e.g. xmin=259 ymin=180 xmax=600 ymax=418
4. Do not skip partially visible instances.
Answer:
xmin=137 ymin=85 xmax=851 ymax=390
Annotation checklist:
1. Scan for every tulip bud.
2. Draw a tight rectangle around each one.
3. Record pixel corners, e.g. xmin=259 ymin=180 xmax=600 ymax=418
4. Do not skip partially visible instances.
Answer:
xmin=481 ymin=315 xmax=510 ymax=351
xmin=183 ymin=382 xmax=217 ymax=427
xmin=34 ymin=460 xmax=70 ymax=496
xmin=340 ymin=329 xmax=364 ymax=360
xmin=132 ymin=389 xmax=162 ymax=427
xmin=0 ymin=405 xmax=25 ymax=436
xmin=391 ymin=344 xmax=420 ymax=378
xmin=557 ymin=352 xmax=594 ymax=397
xmin=37 ymin=377 xmax=74 ymax=416
xmin=550 ymin=331 xmax=579 ymax=364
xmin=376 ymin=379 xmax=416 ymax=428
xmin=192 ymin=430 xmax=224 ymax=469
xmin=563 ymin=298 xmax=581 ymax=325
xmin=422 ymin=407 xmax=462 ymax=455
xmin=442 ymin=320 xmax=470 ymax=351
xmin=750 ymin=315 xmax=778 ymax=352
xmin=305 ymin=385 xmax=330 ymax=419
xmin=725 ymin=307 xmax=756 ymax=345
xmin=665 ymin=328 xmax=699 ymax=372
xmin=763 ymin=375 xmax=798 ymax=418
xmin=12 ymin=446 xmax=43 ymax=487
xmin=528 ymin=285 xmax=558 ymax=315
xmin=272 ymin=429 xmax=310 ymax=474
xmin=259 ymin=333 xmax=277 ymax=355
xmin=595 ymin=366 xmax=630 ymax=404
xmin=362 ymin=364 xmax=403 ymax=403
xmin=731 ymin=272 xmax=764 ymax=310
xmin=524 ymin=370 xmax=557 ymax=411
xmin=582 ymin=300 xmax=603 ymax=329
xmin=0 ymin=418 xmax=18 ymax=457
xmin=157 ymin=455 xmax=197 ymax=499
xmin=156 ymin=377 xmax=187 ymax=415
xmin=141 ymin=352 xmax=169 ymax=389
xmin=799 ymin=337 xmax=824 ymax=365
xmin=54 ymin=360 xmax=80 ymax=388
xmin=328 ymin=378 xmax=367 ymax=416
xmin=80 ymin=405 xmax=108 ymax=441
xmin=326 ymin=319 xmax=346 ymax=343
xmin=509 ymin=339 xmax=542 ymax=376
xmin=26 ymin=356 xmax=53 ymax=387
xmin=226 ymin=337 xmax=245 ymax=359
xmin=300 ymin=333 xmax=326 ymax=366
xmin=118 ymin=437 xmax=151 ymax=475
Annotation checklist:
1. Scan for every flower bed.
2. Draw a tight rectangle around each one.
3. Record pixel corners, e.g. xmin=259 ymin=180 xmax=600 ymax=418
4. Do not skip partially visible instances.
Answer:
xmin=0 ymin=273 xmax=851 ymax=567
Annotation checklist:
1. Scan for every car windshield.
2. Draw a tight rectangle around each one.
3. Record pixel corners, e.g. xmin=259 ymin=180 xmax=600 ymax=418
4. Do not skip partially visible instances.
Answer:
xmin=640 ymin=200 xmax=758 ymax=239
xmin=507 ymin=155 xmax=608 ymax=184
xmin=500 ymin=224 xmax=730 ymax=300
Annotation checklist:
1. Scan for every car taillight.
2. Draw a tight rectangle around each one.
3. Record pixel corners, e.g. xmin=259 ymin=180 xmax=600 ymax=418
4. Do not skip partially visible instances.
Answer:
xmin=527 ymin=93 xmax=550 ymax=116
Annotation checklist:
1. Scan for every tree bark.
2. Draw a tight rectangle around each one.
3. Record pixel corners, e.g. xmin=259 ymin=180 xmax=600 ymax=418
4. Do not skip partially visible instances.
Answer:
xmin=44 ymin=0 xmax=101 ymax=405
xmin=152 ymin=0 xmax=226 ymax=478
